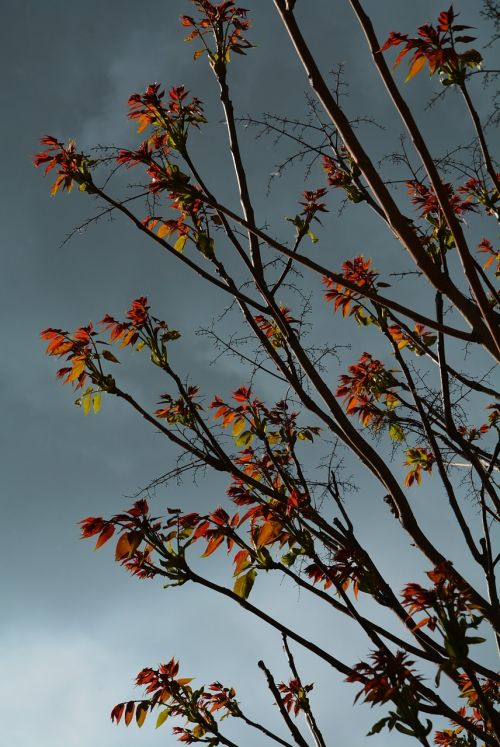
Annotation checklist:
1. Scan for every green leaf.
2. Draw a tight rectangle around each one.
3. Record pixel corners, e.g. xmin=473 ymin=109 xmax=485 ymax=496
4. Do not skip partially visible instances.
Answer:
xmin=195 ymin=232 xmax=215 ymax=259
xmin=464 ymin=636 xmax=486 ymax=644
xmin=367 ymin=717 xmax=390 ymax=736
xmin=308 ymin=230 xmax=318 ymax=243
xmin=102 ymin=350 xmax=120 ymax=363
xmin=235 ymin=430 xmax=254 ymax=447
xmin=233 ymin=569 xmax=257 ymax=600
xmin=389 ymin=423 xmax=405 ymax=442
xmin=297 ymin=430 xmax=313 ymax=442
xmin=394 ymin=723 xmax=416 ymax=736
xmin=156 ymin=709 xmax=170 ymax=728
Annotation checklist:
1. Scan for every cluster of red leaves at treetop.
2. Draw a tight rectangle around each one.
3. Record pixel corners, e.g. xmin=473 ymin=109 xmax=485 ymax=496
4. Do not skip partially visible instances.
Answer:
xmin=404 ymin=447 xmax=435 ymax=487
xmin=254 ymin=305 xmax=299 ymax=349
xmin=458 ymin=176 xmax=500 ymax=219
xmin=406 ymin=180 xmax=477 ymax=222
xmin=477 ymin=238 xmax=500 ymax=276
xmin=388 ymin=323 xmax=437 ymax=355
xmin=336 ymin=352 xmax=401 ymax=428
xmin=41 ymin=297 xmax=152 ymax=389
xmin=80 ymin=499 xmax=158 ymax=579
xmin=40 ymin=324 xmax=97 ymax=389
xmin=322 ymin=153 xmax=364 ymax=203
xmin=112 ymin=658 xmax=241 ymax=739
xmin=380 ymin=7 xmax=482 ymax=83
xmin=299 ymin=188 xmax=328 ymax=222
xmin=400 ymin=561 xmax=472 ymax=632
xmin=278 ymin=678 xmax=314 ymax=717
xmin=122 ymin=82 xmax=205 ymax=141
xmin=210 ymin=385 xmax=320 ymax=453
xmin=100 ymin=295 xmax=150 ymax=347
xmin=33 ymin=136 xmax=93 ymax=195
xmin=42 ymin=297 xmax=181 ymax=390
xmin=323 ymin=256 xmax=378 ymax=319
xmin=305 ymin=545 xmax=372 ymax=599
xmin=346 ymin=649 xmax=421 ymax=706
xmin=400 ymin=563 xmax=488 ymax=684
xmin=181 ymin=1 xmax=252 ymax=62
xmin=434 ymin=673 xmax=499 ymax=745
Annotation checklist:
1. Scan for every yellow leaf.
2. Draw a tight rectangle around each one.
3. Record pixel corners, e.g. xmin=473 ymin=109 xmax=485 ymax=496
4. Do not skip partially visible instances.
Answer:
xmin=67 ymin=357 xmax=86 ymax=382
xmin=233 ymin=569 xmax=257 ymax=600
xmin=82 ymin=394 xmax=91 ymax=416
xmin=232 ymin=418 xmax=246 ymax=438
xmin=157 ymin=223 xmax=170 ymax=239
xmin=92 ymin=392 xmax=102 ymax=414
xmin=174 ymin=234 xmax=187 ymax=253
xmin=266 ymin=432 xmax=280 ymax=445
xmin=156 ymin=709 xmax=170 ymax=729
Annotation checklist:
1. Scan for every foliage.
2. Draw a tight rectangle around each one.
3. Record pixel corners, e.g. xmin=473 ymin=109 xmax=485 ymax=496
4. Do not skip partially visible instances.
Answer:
xmin=35 ymin=2 xmax=499 ymax=746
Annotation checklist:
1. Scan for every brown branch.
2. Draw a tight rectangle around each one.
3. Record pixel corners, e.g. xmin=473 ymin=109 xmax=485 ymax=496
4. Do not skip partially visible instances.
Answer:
xmin=273 ymin=0 xmax=499 ymax=359
xmin=282 ymin=636 xmax=327 ymax=747
xmin=216 ymin=67 xmax=263 ymax=276
xmin=188 ymin=569 xmax=352 ymax=675
xmin=460 ymin=82 xmax=500 ymax=195
xmin=347 ymin=0 xmax=500 ymax=358
xmin=258 ymin=660 xmax=311 ymax=747
xmin=199 ymin=194 xmax=478 ymax=343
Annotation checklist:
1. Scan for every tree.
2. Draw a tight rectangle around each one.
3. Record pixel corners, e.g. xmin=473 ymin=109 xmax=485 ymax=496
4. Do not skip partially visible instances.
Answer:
xmin=34 ymin=1 xmax=499 ymax=745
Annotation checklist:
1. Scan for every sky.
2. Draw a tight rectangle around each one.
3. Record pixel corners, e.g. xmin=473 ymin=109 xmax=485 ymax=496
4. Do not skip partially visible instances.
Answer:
xmin=1 ymin=2 xmax=497 ymax=746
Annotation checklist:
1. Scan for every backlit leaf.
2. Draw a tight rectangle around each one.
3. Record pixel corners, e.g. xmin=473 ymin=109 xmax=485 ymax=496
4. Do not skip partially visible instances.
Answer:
xmin=95 ymin=523 xmax=115 ymax=549
xmin=405 ymin=55 xmax=426 ymax=82
xmin=124 ymin=701 xmax=135 ymax=727
xmin=92 ymin=392 xmax=102 ymax=414
xmin=156 ymin=709 xmax=170 ymax=728
xmin=174 ymin=235 xmax=187 ymax=253
xmin=233 ymin=569 xmax=257 ymax=600
xmin=115 ymin=533 xmax=133 ymax=561
xmin=82 ymin=393 xmax=91 ymax=416
xmin=136 ymin=702 xmax=148 ymax=728
xmin=232 ymin=418 xmax=246 ymax=438
xmin=389 ymin=423 xmax=405 ymax=442
xmin=257 ymin=521 xmax=282 ymax=547
xmin=235 ymin=430 xmax=254 ymax=447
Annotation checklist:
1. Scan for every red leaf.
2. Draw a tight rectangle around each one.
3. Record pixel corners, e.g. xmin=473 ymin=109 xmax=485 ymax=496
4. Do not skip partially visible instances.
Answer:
xmin=201 ymin=534 xmax=225 ymax=557
xmin=95 ymin=523 xmax=115 ymax=549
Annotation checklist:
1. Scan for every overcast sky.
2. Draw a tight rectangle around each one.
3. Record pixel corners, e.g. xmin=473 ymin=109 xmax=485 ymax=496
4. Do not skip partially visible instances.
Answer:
xmin=1 ymin=2 xmax=497 ymax=746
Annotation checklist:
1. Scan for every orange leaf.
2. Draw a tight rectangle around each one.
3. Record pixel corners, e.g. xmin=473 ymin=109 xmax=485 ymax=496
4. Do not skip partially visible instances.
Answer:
xmin=115 ymin=533 xmax=132 ymax=561
xmin=405 ymin=55 xmax=426 ymax=82
xmin=412 ymin=616 xmax=431 ymax=630
xmin=256 ymin=521 xmax=282 ymax=547
xmin=67 ymin=357 xmax=86 ymax=382
xmin=136 ymin=702 xmax=148 ymax=728
xmin=124 ymin=701 xmax=135 ymax=727
xmin=201 ymin=534 xmax=224 ymax=557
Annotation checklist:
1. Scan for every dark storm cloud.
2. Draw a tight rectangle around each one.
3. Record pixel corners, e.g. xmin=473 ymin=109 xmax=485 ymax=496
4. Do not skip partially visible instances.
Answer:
xmin=1 ymin=2 xmax=495 ymax=744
